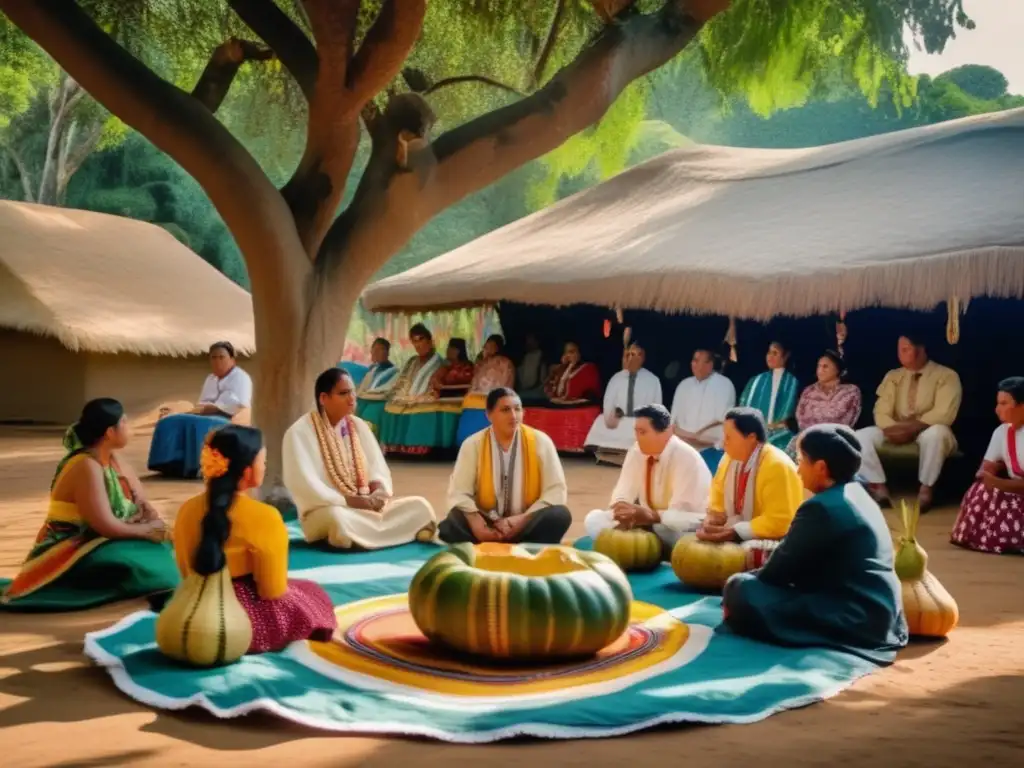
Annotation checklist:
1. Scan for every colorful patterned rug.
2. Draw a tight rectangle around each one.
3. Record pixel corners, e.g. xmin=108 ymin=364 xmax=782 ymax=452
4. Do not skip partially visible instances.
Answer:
xmin=83 ymin=528 xmax=879 ymax=742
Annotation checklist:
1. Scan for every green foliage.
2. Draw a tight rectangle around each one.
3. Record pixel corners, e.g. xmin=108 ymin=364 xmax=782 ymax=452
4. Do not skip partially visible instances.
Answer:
xmin=938 ymin=64 xmax=1008 ymax=100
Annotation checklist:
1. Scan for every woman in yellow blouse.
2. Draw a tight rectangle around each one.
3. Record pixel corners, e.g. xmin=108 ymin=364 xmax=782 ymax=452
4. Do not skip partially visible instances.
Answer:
xmin=173 ymin=425 xmax=336 ymax=653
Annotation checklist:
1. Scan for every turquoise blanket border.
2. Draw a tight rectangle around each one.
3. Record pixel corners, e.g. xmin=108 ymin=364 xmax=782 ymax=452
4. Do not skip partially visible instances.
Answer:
xmin=82 ymin=528 xmax=879 ymax=742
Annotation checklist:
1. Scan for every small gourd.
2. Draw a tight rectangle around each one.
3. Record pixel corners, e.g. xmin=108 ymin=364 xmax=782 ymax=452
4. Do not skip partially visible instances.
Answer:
xmin=594 ymin=528 xmax=662 ymax=572
xmin=670 ymin=534 xmax=748 ymax=591
xmin=155 ymin=568 xmax=253 ymax=667
xmin=902 ymin=571 xmax=959 ymax=638
xmin=894 ymin=499 xmax=928 ymax=580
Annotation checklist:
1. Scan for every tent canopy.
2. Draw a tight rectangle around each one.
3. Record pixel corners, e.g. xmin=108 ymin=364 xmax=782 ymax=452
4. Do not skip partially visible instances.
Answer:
xmin=363 ymin=108 xmax=1024 ymax=321
xmin=0 ymin=201 xmax=255 ymax=356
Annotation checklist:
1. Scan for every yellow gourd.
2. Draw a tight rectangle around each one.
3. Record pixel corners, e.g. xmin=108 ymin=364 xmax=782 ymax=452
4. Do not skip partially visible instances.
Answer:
xmin=155 ymin=568 xmax=253 ymax=667
xmin=670 ymin=534 xmax=748 ymax=591
xmin=594 ymin=528 xmax=662 ymax=572
xmin=901 ymin=571 xmax=959 ymax=638
xmin=891 ymin=499 xmax=958 ymax=638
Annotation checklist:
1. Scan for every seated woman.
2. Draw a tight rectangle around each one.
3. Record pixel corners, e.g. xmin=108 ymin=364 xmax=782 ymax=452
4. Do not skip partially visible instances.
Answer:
xmin=441 ymin=387 xmax=571 ymax=545
xmin=355 ymin=337 xmax=399 ymax=434
xmin=785 ymin=350 xmax=862 ymax=459
xmin=283 ymin=368 xmax=437 ymax=550
xmin=379 ymin=324 xmax=454 ymax=456
xmin=174 ymin=426 xmax=337 ymax=653
xmin=456 ymin=334 xmax=515 ymax=446
xmin=722 ymin=424 xmax=909 ymax=666
xmin=951 ymin=376 xmax=1024 ymax=554
xmin=522 ymin=341 xmax=602 ymax=452
xmin=695 ymin=407 xmax=803 ymax=551
xmin=1 ymin=399 xmax=179 ymax=611
xmin=429 ymin=337 xmax=475 ymax=398
xmin=149 ymin=341 xmax=253 ymax=477
xmin=739 ymin=341 xmax=799 ymax=452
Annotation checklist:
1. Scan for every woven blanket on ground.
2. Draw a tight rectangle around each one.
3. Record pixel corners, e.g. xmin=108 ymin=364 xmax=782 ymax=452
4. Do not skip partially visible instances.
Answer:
xmin=83 ymin=524 xmax=878 ymax=742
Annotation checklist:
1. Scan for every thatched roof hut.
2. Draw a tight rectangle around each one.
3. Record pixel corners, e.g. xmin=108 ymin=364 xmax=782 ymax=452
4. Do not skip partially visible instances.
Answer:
xmin=363 ymin=107 xmax=1024 ymax=318
xmin=0 ymin=201 xmax=255 ymax=423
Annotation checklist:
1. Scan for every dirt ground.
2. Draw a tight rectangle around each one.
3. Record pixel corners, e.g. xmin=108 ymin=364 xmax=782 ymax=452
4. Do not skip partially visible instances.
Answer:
xmin=0 ymin=425 xmax=1021 ymax=768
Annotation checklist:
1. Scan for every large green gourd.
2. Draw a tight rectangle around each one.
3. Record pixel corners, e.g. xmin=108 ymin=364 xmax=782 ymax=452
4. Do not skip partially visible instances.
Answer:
xmin=408 ymin=542 xmax=632 ymax=659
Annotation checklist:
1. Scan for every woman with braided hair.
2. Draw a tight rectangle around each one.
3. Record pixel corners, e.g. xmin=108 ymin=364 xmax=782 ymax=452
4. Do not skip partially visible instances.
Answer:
xmin=172 ymin=425 xmax=336 ymax=653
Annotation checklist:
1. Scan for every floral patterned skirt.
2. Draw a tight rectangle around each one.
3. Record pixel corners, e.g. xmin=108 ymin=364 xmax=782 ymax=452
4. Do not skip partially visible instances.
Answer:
xmin=950 ymin=481 xmax=1024 ymax=555
xmin=233 ymin=577 xmax=337 ymax=653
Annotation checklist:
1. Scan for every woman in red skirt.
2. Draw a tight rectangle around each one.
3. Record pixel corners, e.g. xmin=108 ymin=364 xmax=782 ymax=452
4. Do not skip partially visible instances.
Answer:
xmin=951 ymin=377 xmax=1024 ymax=555
xmin=172 ymin=426 xmax=337 ymax=653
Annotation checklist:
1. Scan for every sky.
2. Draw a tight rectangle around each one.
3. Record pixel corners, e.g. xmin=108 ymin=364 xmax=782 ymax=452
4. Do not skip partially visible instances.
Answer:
xmin=906 ymin=0 xmax=1024 ymax=95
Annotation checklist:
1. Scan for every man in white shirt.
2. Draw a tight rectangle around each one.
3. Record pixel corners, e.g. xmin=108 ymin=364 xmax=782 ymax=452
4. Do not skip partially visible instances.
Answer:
xmin=192 ymin=341 xmax=253 ymax=420
xmin=585 ymin=404 xmax=713 ymax=551
xmin=585 ymin=342 xmax=663 ymax=460
xmin=282 ymin=368 xmax=436 ymax=550
xmin=148 ymin=341 xmax=254 ymax=476
xmin=670 ymin=349 xmax=736 ymax=472
xmin=441 ymin=387 xmax=571 ymax=544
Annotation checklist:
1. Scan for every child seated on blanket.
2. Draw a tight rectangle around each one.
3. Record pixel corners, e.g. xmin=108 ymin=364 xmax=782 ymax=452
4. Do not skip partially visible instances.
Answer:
xmin=722 ymin=424 xmax=909 ymax=665
xmin=171 ymin=426 xmax=337 ymax=654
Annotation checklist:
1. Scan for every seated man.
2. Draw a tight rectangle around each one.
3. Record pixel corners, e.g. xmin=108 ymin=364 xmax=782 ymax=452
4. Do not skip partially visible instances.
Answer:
xmin=379 ymin=323 xmax=457 ymax=455
xmin=441 ymin=387 xmax=572 ymax=544
xmin=856 ymin=334 xmax=962 ymax=512
xmin=355 ymin=337 xmax=399 ymax=433
xmin=695 ymin=407 xmax=803 ymax=548
xmin=282 ymin=368 xmax=437 ymax=550
xmin=722 ymin=424 xmax=909 ymax=666
xmin=585 ymin=342 xmax=662 ymax=461
xmin=670 ymin=348 xmax=736 ymax=472
xmin=148 ymin=341 xmax=253 ymax=477
xmin=584 ymin=404 xmax=712 ymax=552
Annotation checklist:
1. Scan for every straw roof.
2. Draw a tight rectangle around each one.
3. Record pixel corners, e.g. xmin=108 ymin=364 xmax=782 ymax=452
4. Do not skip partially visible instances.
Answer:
xmin=363 ymin=107 xmax=1024 ymax=320
xmin=0 ymin=201 xmax=255 ymax=356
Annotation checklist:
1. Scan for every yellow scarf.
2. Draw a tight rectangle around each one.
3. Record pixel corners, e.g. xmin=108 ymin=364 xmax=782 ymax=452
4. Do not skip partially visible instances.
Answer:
xmin=476 ymin=426 xmax=542 ymax=513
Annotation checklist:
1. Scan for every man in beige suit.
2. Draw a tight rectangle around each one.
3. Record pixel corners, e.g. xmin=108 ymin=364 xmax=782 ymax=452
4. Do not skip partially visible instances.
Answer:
xmin=856 ymin=335 xmax=962 ymax=512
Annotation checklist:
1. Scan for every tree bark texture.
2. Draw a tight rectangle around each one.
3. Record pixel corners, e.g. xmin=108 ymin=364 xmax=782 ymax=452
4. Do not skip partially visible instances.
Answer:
xmin=0 ymin=0 xmax=718 ymax=496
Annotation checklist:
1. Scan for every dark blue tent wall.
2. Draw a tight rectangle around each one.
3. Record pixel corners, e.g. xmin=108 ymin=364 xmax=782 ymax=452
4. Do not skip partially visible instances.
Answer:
xmin=498 ymin=298 xmax=1024 ymax=467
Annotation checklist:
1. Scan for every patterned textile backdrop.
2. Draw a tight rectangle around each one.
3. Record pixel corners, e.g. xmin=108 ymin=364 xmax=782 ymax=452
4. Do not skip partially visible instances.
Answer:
xmin=342 ymin=301 xmax=503 ymax=365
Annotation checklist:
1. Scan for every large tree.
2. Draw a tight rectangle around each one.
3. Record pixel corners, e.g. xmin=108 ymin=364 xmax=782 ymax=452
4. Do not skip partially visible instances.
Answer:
xmin=0 ymin=0 xmax=973 ymax=497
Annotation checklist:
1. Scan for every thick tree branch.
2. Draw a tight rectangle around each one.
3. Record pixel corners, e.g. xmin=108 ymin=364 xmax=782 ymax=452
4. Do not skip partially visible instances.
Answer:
xmin=279 ymin=0 xmax=424 ymax=260
xmin=429 ymin=4 xmax=702 ymax=214
xmin=348 ymin=0 xmax=426 ymax=103
xmin=302 ymin=0 xmax=361 ymax=75
xmin=227 ymin=0 xmax=318 ymax=100
xmin=191 ymin=38 xmax=274 ymax=113
xmin=314 ymin=3 xmax=705 ymax=297
xmin=0 ymin=0 xmax=306 ymax=277
xmin=534 ymin=0 xmax=568 ymax=88
xmin=316 ymin=93 xmax=436 ymax=274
